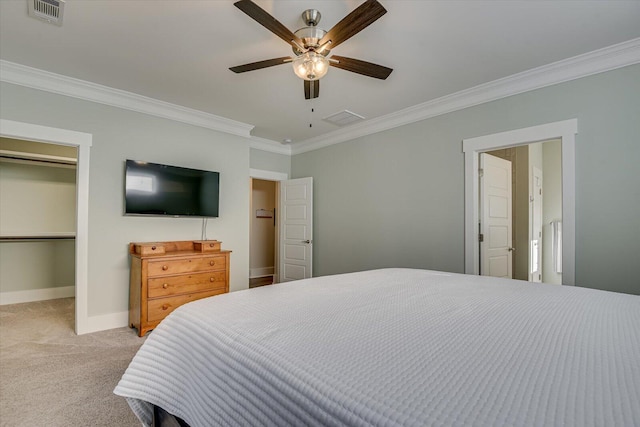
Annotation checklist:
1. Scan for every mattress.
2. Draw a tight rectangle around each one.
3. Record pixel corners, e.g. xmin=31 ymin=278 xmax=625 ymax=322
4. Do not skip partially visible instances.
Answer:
xmin=114 ymin=268 xmax=640 ymax=426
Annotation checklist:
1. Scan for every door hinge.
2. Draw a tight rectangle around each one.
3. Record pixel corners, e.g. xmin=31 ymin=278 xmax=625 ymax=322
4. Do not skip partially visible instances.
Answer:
xmin=479 ymin=233 xmax=484 ymax=242
xmin=478 ymin=168 xmax=484 ymax=177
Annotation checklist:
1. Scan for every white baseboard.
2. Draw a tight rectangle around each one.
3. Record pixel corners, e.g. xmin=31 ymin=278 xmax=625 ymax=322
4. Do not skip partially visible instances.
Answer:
xmin=250 ymin=267 xmax=274 ymax=279
xmin=0 ymin=285 xmax=75 ymax=305
xmin=83 ymin=310 xmax=129 ymax=334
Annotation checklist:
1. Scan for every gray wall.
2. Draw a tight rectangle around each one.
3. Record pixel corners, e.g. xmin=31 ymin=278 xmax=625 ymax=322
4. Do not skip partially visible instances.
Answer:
xmin=250 ymin=148 xmax=291 ymax=176
xmin=292 ymin=64 xmax=640 ymax=295
xmin=1 ymin=82 xmax=253 ymax=317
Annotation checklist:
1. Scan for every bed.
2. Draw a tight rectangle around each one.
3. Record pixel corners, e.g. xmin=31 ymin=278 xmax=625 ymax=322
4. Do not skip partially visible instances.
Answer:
xmin=114 ymin=268 xmax=640 ymax=426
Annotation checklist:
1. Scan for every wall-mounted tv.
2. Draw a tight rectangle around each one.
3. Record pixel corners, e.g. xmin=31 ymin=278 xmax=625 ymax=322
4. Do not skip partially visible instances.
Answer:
xmin=124 ymin=160 xmax=219 ymax=217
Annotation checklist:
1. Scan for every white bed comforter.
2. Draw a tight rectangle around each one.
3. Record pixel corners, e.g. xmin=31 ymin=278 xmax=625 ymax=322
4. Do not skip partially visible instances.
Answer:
xmin=114 ymin=268 xmax=640 ymax=427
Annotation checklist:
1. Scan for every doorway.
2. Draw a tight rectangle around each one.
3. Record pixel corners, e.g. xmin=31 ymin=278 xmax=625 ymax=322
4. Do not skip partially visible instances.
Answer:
xmin=249 ymin=169 xmax=288 ymax=286
xmin=463 ymin=119 xmax=577 ymax=285
xmin=0 ymin=138 xmax=78 ymax=301
xmin=0 ymin=119 xmax=92 ymax=334
xmin=481 ymin=139 xmax=563 ymax=284
xmin=249 ymin=178 xmax=277 ymax=288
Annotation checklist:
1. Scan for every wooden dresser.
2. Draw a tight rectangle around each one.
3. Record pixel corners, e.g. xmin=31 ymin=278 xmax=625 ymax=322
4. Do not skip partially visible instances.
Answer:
xmin=129 ymin=240 xmax=231 ymax=337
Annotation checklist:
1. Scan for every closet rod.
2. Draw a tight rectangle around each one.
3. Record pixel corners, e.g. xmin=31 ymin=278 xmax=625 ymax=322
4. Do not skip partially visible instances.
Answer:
xmin=0 ymin=236 xmax=76 ymax=241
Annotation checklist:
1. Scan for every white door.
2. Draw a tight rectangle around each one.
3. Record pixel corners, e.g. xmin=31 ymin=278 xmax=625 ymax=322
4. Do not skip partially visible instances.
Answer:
xmin=279 ymin=177 xmax=313 ymax=282
xmin=529 ymin=167 xmax=543 ymax=282
xmin=480 ymin=153 xmax=513 ymax=278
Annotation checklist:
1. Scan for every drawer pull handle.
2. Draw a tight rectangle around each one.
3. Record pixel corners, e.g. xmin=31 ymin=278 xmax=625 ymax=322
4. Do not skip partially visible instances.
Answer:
xmin=162 ymin=304 xmax=169 ymax=310
xmin=162 ymin=283 xmax=169 ymax=289
xmin=162 ymin=265 xmax=168 ymax=271
xmin=151 ymin=246 xmax=157 ymax=250
xmin=210 ymin=277 xmax=214 ymax=282
xmin=209 ymin=261 xmax=215 ymax=266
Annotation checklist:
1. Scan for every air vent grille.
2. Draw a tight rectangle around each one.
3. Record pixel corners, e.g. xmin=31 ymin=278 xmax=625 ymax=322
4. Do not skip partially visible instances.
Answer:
xmin=28 ymin=0 xmax=65 ymax=26
xmin=323 ymin=110 xmax=365 ymax=126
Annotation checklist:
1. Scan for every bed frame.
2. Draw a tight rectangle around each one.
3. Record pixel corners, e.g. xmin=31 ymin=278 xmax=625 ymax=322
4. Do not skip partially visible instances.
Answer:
xmin=152 ymin=405 xmax=190 ymax=427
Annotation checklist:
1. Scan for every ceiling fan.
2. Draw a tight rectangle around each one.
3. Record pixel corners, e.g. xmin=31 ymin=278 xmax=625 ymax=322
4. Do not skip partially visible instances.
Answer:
xmin=229 ymin=0 xmax=393 ymax=100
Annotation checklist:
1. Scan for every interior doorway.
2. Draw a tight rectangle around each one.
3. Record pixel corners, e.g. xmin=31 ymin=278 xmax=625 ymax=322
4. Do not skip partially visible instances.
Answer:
xmin=249 ymin=169 xmax=288 ymax=287
xmin=0 ymin=138 xmax=77 ymax=329
xmin=481 ymin=139 xmax=562 ymax=284
xmin=0 ymin=118 xmax=92 ymax=334
xmin=249 ymin=178 xmax=277 ymax=288
xmin=463 ymin=119 xmax=577 ymax=286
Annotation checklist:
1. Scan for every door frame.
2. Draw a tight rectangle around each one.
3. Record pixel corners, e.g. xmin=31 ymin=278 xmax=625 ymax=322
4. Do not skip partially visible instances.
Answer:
xmin=462 ymin=119 xmax=577 ymax=285
xmin=249 ymin=169 xmax=288 ymax=284
xmin=0 ymin=119 xmax=92 ymax=333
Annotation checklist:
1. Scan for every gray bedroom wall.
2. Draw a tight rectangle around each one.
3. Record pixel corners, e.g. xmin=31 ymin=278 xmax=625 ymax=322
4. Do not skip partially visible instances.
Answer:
xmin=0 ymin=82 xmax=252 ymax=317
xmin=292 ymin=64 xmax=640 ymax=295
xmin=250 ymin=148 xmax=291 ymax=176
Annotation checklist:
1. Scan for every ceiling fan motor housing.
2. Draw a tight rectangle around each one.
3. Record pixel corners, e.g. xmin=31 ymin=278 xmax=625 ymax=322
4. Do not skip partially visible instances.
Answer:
xmin=292 ymin=26 xmax=329 ymax=56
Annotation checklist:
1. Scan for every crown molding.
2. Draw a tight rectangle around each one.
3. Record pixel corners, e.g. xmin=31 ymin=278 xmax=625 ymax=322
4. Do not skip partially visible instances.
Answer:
xmin=291 ymin=37 xmax=640 ymax=155
xmin=0 ymin=60 xmax=255 ymax=138
xmin=249 ymin=136 xmax=292 ymax=155
xmin=3 ymin=37 xmax=639 ymax=155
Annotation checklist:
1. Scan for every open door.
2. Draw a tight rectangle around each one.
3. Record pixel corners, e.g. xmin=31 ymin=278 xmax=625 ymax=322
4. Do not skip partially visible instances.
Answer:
xmin=279 ymin=177 xmax=313 ymax=282
xmin=480 ymin=153 xmax=513 ymax=278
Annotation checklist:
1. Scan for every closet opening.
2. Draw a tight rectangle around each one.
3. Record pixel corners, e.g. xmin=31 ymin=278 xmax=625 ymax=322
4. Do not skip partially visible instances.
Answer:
xmin=0 ymin=138 xmax=78 ymax=326
xmin=249 ymin=178 xmax=278 ymax=288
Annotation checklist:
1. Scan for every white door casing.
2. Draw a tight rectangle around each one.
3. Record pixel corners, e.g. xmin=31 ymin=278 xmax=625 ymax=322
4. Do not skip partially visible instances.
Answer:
xmin=279 ymin=177 xmax=313 ymax=282
xmin=480 ymin=153 xmax=513 ymax=278
xmin=530 ymin=166 xmax=543 ymax=282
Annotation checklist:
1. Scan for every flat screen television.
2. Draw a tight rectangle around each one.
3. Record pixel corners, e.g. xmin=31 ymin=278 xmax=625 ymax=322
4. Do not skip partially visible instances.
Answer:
xmin=124 ymin=160 xmax=219 ymax=217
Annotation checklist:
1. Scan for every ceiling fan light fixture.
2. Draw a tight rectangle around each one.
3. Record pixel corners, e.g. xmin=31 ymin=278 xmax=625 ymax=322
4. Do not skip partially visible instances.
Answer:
xmin=292 ymin=52 xmax=329 ymax=81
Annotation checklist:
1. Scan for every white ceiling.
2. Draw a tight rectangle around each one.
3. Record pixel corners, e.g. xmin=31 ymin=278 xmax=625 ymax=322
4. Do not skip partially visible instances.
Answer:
xmin=1 ymin=0 xmax=640 ymax=146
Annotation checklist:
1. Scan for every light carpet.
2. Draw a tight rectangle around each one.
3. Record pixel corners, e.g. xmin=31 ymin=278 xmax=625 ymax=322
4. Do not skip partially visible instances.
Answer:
xmin=0 ymin=298 xmax=145 ymax=426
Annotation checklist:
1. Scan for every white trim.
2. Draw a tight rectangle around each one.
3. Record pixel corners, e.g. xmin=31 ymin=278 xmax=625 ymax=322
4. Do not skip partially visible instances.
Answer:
xmin=250 ymin=267 xmax=274 ymax=278
xmin=462 ymin=119 xmax=577 ymax=286
xmin=0 ymin=60 xmax=255 ymax=138
xmin=249 ymin=168 xmax=288 ymax=181
xmin=250 ymin=137 xmax=292 ymax=155
xmin=0 ymin=119 xmax=92 ymax=334
xmin=291 ymin=38 xmax=640 ymax=155
xmin=2 ymin=39 xmax=637 ymax=156
xmin=85 ymin=311 xmax=129 ymax=334
xmin=0 ymin=286 xmax=75 ymax=306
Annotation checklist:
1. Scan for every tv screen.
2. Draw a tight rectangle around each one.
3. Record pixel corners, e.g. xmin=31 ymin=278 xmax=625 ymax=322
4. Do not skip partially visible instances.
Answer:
xmin=124 ymin=160 xmax=219 ymax=217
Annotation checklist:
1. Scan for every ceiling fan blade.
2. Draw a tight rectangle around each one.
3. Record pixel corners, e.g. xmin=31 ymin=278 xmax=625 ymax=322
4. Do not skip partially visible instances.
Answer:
xmin=330 ymin=55 xmax=393 ymax=80
xmin=234 ymin=0 xmax=302 ymax=48
xmin=229 ymin=57 xmax=291 ymax=73
xmin=304 ymin=80 xmax=320 ymax=100
xmin=318 ymin=0 xmax=387 ymax=50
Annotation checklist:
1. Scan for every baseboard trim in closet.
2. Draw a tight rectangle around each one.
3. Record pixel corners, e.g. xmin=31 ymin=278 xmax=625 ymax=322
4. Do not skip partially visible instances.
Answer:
xmin=0 ymin=285 xmax=75 ymax=305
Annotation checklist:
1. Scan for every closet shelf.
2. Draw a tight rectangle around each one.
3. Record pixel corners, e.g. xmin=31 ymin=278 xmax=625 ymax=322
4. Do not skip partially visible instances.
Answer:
xmin=0 ymin=149 xmax=77 ymax=167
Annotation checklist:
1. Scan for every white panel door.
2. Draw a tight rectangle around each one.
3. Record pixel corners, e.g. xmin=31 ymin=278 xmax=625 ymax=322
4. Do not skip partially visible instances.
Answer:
xmin=480 ymin=153 xmax=513 ymax=278
xmin=529 ymin=167 xmax=543 ymax=282
xmin=279 ymin=177 xmax=312 ymax=282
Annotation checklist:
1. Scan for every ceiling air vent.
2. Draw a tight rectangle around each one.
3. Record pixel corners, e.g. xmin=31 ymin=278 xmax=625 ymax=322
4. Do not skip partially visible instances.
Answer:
xmin=28 ymin=0 xmax=65 ymax=26
xmin=323 ymin=110 xmax=365 ymax=127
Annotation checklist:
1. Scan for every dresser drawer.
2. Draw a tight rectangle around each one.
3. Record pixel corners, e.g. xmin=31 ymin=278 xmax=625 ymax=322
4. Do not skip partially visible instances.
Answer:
xmin=148 ymin=271 xmax=226 ymax=298
xmin=147 ymin=255 xmax=226 ymax=277
xmin=147 ymin=289 xmax=224 ymax=322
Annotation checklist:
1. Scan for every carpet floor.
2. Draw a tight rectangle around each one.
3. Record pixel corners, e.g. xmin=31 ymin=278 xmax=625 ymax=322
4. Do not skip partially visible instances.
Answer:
xmin=0 ymin=298 xmax=145 ymax=426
